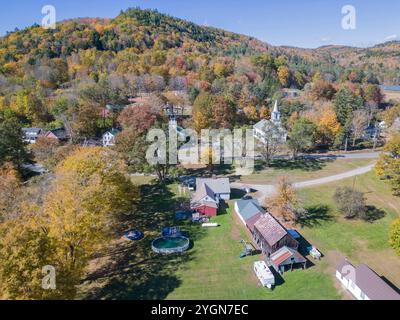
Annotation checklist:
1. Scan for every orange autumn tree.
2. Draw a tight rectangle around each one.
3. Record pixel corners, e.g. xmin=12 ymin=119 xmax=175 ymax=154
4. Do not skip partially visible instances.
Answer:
xmin=266 ymin=177 xmax=298 ymax=223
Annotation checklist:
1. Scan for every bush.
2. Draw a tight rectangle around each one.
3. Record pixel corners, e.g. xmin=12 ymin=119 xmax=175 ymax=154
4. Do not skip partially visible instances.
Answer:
xmin=333 ymin=186 xmax=367 ymax=219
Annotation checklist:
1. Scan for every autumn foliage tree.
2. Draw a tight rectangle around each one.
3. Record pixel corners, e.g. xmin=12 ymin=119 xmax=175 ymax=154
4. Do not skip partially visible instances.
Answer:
xmin=118 ymin=104 xmax=158 ymax=134
xmin=376 ymin=133 xmax=400 ymax=196
xmin=266 ymin=177 xmax=298 ymax=223
xmin=0 ymin=163 xmax=21 ymax=222
xmin=0 ymin=147 xmax=140 ymax=299
xmin=389 ymin=219 xmax=400 ymax=256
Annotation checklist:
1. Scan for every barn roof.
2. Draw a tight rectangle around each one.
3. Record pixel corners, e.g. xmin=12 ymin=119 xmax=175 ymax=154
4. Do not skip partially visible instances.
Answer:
xmin=254 ymin=213 xmax=288 ymax=247
xmin=245 ymin=213 xmax=263 ymax=232
xmin=270 ymin=246 xmax=306 ymax=267
xmin=236 ymin=199 xmax=265 ymax=221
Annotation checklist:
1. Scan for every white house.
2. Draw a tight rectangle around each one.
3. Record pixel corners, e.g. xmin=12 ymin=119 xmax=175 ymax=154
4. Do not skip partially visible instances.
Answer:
xmin=22 ymin=128 xmax=43 ymax=144
xmin=102 ymin=129 xmax=120 ymax=147
xmin=253 ymin=100 xmax=287 ymax=144
xmin=336 ymin=259 xmax=400 ymax=300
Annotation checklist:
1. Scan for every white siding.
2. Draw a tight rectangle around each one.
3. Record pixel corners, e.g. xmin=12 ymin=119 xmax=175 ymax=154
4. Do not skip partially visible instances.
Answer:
xmin=336 ymin=271 xmax=370 ymax=300
xmin=219 ymin=193 xmax=230 ymax=200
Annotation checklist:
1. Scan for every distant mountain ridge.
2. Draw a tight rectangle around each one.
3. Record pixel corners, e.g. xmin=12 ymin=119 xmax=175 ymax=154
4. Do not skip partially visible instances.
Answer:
xmin=0 ymin=7 xmax=399 ymax=85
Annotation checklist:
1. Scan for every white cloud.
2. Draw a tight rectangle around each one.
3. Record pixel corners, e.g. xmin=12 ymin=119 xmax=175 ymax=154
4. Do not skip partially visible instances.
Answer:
xmin=320 ymin=37 xmax=331 ymax=42
xmin=384 ymin=34 xmax=397 ymax=41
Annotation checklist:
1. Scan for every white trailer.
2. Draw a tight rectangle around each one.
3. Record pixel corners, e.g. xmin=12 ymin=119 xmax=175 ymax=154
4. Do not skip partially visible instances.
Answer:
xmin=254 ymin=261 xmax=275 ymax=289
xmin=202 ymin=223 xmax=219 ymax=228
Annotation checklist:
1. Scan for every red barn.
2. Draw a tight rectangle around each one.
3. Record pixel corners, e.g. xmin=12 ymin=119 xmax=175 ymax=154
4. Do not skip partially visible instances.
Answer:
xmin=190 ymin=183 xmax=220 ymax=217
xmin=192 ymin=201 xmax=218 ymax=217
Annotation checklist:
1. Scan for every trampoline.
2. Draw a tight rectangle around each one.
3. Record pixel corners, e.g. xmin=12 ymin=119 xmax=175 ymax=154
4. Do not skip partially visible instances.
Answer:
xmin=124 ymin=230 xmax=144 ymax=241
xmin=152 ymin=236 xmax=190 ymax=254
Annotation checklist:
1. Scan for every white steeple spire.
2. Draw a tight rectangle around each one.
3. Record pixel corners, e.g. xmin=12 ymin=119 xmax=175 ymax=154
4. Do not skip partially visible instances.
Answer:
xmin=271 ymin=100 xmax=281 ymax=124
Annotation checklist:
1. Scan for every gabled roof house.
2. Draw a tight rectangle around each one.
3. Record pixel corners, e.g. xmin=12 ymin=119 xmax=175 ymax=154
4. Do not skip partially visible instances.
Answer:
xmin=102 ymin=129 xmax=120 ymax=147
xmin=22 ymin=128 xmax=43 ymax=143
xmin=191 ymin=178 xmax=230 ymax=217
xmin=336 ymin=259 xmax=400 ymax=300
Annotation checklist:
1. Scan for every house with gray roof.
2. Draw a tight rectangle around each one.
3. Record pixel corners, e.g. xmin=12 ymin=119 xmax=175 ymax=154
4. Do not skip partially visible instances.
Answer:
xmin=336 ymin=259 xmax=400 ymax=300
xmin=22 ymin=128 xmax=43 ymax=144
xmin=45 ymin=128 xmax=69 ymax=142
xmin=190 ymin=178 xmax=231 ymax=217
xmin=195 ymin=178 xmax=231 ymax=200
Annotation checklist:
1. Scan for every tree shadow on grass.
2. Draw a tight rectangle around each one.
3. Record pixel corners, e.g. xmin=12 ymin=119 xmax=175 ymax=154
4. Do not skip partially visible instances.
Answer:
xmin=297 ymin=205 xmax=334 ymax=228
xmin=362 ymin=206 xmax=386 ymax=223
xmin=81 ymin=183 xmax=208 ymax=300
xmin=269 ymin=158 xmax=332 ymax=172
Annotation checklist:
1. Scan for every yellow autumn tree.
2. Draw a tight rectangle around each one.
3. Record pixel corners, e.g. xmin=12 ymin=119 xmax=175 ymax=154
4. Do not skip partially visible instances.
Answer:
xmin=243 ymin=105 xmax=259 ymax=122
xmin=0 ymin=163 xmax=21 ymax=221
xmin=317 ymin=108 xmax=341 ymax=146
xmin=41 ymin=147 xmax=138 ymax=296
xmin=266 ymin=177 xmax=298 ymax=223
xmin=277 ymin=65 xmax=290 ymax=87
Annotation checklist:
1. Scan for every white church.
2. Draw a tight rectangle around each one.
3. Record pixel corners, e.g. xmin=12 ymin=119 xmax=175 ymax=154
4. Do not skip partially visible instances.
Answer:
xmin=253 ymin=100 xmax=287 ymax=144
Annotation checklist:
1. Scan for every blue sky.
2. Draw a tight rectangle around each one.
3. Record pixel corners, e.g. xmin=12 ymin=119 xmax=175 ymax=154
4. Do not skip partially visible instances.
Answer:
xmin=1 ymin=0 xmax=400 ymax=48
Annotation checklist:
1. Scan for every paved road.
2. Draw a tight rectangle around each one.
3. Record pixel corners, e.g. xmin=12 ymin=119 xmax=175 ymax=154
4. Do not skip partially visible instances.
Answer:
xmin=232 ymin=162 xmax=377 ymax=202
xmin=302 ymin=152 xmax=380 ymax=160
xmin=260 ymin=151 xmax=381 ymax=161
xmin=292 ymin=164 xmax=375 ymax=189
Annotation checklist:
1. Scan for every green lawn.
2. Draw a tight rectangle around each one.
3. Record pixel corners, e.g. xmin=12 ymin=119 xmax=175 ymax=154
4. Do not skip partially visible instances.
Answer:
xmin=79 ymin=182 xmax=339 ymax=300
xmin=166 ymin=206 xmax=340 ymax=300
xmin=240 ymin=158 xmax=374 ymax=184
xmin=297 ymin=171 xmax=400 ymax=289
xmin=80 ymin=169 xmax=399 ymax=300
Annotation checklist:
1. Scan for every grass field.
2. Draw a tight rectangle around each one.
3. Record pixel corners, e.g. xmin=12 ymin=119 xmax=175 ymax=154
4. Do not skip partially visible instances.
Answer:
xmin=166 ymin=206 xmax=340 ymax=300
xmin=297 ymin=171 xmax=400 ymax=290
xmin=239 ymin=158 xmax=374 ymax=184
xmin=79 ymin=183 xmax=339 ymax=300
xmin=79 ymin=164 xmax=399 ymax=300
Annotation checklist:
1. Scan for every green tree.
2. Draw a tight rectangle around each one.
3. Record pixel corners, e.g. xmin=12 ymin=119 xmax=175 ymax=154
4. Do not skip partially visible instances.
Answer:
xmin=334 ymin=88 xmax=363 ymax=126
xmin=288 ymin=118 xmax=317 ymax=159
xmin=0 ymin=117 xmax=29 ymax=169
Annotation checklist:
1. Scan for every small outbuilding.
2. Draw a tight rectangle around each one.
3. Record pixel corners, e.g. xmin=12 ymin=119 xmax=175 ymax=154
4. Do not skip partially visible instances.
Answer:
xmin=270 ymin=246 xmax=307 ymax=274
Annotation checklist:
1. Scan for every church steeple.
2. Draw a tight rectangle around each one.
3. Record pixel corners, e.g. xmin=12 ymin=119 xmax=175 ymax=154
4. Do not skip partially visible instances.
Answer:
xmin=271 ymin=100 xmax=281 ymax=124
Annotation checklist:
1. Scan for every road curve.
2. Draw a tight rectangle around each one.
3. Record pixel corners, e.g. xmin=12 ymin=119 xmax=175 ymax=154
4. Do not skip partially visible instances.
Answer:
xmin=232 ymin=163 xmax=376 ymax=202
